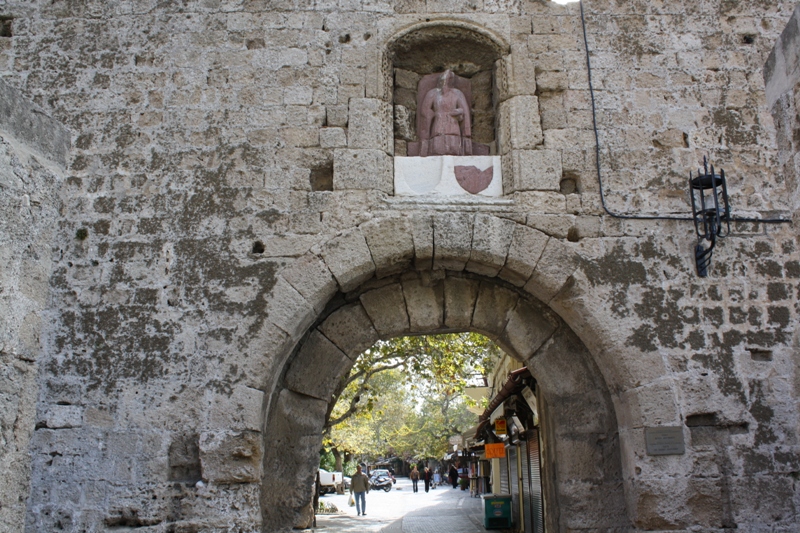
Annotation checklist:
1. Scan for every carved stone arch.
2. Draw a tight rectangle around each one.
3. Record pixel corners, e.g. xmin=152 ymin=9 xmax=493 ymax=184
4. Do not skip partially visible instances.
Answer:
xmin=254 ymin=213 xmax=674 ymax=531
xmin=260 ymin=269 xmax=628 ymax=531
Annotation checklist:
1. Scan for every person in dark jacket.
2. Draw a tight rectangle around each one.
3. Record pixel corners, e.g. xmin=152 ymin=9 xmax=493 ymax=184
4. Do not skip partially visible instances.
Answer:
xmin=449 ymin=464 xmax=459 ymax=489
xmin=423 ymin=466 xmax=432 ymax=493
xmin=410 ymin=465 xmax=420 ymax=493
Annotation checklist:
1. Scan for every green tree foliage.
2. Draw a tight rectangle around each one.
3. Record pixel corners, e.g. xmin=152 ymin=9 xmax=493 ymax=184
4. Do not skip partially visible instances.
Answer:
xmin=324 ymin=333 xmax=500 ymax=461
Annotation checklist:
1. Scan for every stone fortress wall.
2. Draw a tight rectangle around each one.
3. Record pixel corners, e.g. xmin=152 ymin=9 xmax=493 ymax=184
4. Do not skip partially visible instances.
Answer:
xmin=0 ymin=77 xmax=70 ymax=532
xmin=0 ymin=0 xmax=798 ymax=531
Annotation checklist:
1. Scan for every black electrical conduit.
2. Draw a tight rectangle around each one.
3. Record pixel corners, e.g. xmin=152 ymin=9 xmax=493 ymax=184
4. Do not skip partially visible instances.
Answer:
xmin=578 ymin=0 xmax=792 ymax=225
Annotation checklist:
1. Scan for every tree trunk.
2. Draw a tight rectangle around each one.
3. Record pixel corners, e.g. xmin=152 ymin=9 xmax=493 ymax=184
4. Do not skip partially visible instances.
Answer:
xmin=333 ymin=447 xmax=343 ymax=472
xmin=332 ymin=447 xmax=345 ymax=493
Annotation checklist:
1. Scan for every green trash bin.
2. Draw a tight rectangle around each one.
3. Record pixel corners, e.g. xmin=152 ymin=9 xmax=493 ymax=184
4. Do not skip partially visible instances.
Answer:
xmin=482 ymin=494 xmax=512 ymax=529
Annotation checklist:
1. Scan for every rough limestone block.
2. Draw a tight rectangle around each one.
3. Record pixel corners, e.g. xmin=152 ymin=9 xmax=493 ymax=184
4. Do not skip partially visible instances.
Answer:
xmin=467 ymin=214 xmax=516 ymax=277
xmin=472 ymin=283 xmax=519 ymax=336
xmin=524 ymin=238 xmax=580 ymax=303
xmin=618 ymin=381 xmax=681 ymax=429
xmin=501 ymin=299 xmax=557 ymax=361
xmin=556 ymin=478 xmax=631 ymax=530
xmin=333 ymin=149 xmax=393 ymax=193
xmin=627 ymin=476 xmax=695 ymax=530
xmin=505 ymin=149 xmax=562 ymax=193
xmin=199 ymin=430 xmax=263 ymax=484
xmin=45 ymin=405 xmax=83 ymax=429
xmin=499 ymin=225 xmax=549 ymax=287
xmin=264 ymin=277 xmax=316 ymax=340
xmin=498 ymin=96 xmax=544 ymax=154
xmin=433 ymin=213 xmax=474 ymax=271
xmin=284 ymin=330 xmax=354 ymax=401
xmin=554 ymin=435 xmax=607 ymax=482
xmin=526 ymin=329 xmax=603 ymax=408
xmin=208 ymin=386 xmax=264 ymax=432
xmin=402 ymin=277 xmax=444 ymax=332
xmin=347 ymin=98 xmax=392 ymax=153
xmin=274 ymin=388 xmax=328 ymax=437
xmin=281 ymin=254 xmax=338 ymax=313
xmin=361 ymin=216 xmax=414 ymax=278
xmin=365 ymin=49 xmax=391 ymax=101
xmin=443 ymin=276 xmax=480 ymax=330
xmin=240 ymin=321 xmax=293 ymax=390
xmin=410 ymin=213 xmax=434 ymax=270
xmin=320 ymin=229 xmax=376 ymax=293
xmin=327 ymin=105 xmax=348 ymax=127
xmin=764 ymin=4 xmax=800 ymax=108
xmin=495 ymin=46 xmax=537 ymax=103
xmin=536 ymin=71 xmax=569 ymax=92
xmin=265 ymin=390 xmax=327 ymax=512
xmin=319 ymin=127 xmax=347 ymax=148
xmin=318 ymin=303 xmax=379 ymax=358
xmin=360 ymin=284 xmax=409 ymax=337
xmin=0 ymin=77 xmax=70 ymax=166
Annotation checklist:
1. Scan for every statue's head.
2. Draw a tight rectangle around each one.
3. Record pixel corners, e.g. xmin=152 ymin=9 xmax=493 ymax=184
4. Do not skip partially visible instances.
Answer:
xmin=437 ymin=69 xmax=455 ymax=91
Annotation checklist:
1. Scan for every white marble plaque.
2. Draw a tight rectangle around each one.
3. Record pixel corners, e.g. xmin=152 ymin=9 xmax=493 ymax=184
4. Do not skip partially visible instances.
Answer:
xmin=394 ymin=155 xmax=503 ymax=197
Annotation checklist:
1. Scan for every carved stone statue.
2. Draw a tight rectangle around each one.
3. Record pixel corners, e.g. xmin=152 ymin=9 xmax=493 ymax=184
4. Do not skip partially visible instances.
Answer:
xmin=419 ymin=69 xmax=471 ymax=156
xmin=407 ymin=69 xmax=489 ymax=157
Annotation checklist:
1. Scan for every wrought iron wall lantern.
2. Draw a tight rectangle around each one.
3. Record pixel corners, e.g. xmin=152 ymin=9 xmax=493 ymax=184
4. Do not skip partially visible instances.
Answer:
xmin=689 ymin=157 xmax=730 ymax=277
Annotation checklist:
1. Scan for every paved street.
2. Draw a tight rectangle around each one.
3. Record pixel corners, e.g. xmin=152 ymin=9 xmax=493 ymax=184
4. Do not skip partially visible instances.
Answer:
xmin=315 ymin=478 xmax=492 ymax=533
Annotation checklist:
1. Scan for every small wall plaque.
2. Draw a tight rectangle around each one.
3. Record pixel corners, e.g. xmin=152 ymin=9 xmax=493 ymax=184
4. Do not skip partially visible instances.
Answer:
xmin=644 ymin=427 xmax=685 ymax=456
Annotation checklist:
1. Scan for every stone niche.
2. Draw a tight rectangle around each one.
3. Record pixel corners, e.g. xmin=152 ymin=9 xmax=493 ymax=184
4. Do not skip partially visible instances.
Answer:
xmin=389 ymin=25 xmax=503 ymax=197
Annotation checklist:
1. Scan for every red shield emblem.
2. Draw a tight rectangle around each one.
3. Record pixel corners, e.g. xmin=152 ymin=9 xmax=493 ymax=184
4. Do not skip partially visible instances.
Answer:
xmin=454 ymin=165 xmax=493 ymax=194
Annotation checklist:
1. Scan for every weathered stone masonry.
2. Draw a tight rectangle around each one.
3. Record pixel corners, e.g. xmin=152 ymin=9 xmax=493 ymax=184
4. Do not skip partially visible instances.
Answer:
xmin=0 ymin=0 xmax=798 ymax=532
xmin=0 ymin=77 xmax=69 ymax=533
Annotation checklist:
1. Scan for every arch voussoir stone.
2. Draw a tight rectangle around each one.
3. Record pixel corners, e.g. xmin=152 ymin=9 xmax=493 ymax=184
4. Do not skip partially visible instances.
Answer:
xmin=501 ymin=298 xmax=558 ymax=362
xmin=264 ymin=277 xmax=316 ymax=341
xmin=499 ymin=223 xmax=549 ymax=287
xmin=401 ymin=276 xmax=445 ymax=332
xmin=284 ymin=330 xmax=354 ymax=401
xmin=466 ymin=214 xmax=516 ymax=277
xmin=433 ymin=212 xmax=474 ymax=271
xmin=360 ymin=283 xmax=410 ymax=337
xmin=524 ymin=236 xmax=580 ymax=303
xmin=472 ymin=282 xmax=519 ymax=337
xmin=320 ymin=228 xmax=376 ymax=293
xmin=280 ymin=253 xmax=338 ymax=314
xmin=318 ymin=302 xmax=380 ymax=359
xmin=409 ymin=213 xmax=434 ymax=270
xmin=443 ymin=275 xmax=480 ymax=329
xmin=361 ymin=216 xmax=415 ymax=278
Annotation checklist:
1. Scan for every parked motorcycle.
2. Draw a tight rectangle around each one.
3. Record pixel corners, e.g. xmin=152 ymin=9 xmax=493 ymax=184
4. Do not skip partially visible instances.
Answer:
xmin=369 ymin=474 xmax=393 ymax=492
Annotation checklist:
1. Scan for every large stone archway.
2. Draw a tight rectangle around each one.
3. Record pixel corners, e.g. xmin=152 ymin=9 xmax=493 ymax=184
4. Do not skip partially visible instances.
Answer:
xmin=254 ymin=213 xmax=650 ymax=531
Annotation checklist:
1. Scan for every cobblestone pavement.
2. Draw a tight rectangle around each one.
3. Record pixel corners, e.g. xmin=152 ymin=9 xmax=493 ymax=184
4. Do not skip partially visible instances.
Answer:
xmin=314 ymin=478 xmax=490 ymax=533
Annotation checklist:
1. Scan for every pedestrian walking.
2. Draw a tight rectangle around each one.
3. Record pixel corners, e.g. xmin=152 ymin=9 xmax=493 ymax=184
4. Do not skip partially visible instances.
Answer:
xmin=433 ymin=469 xmax=441 ymax=489
xmin=349 ymin=465 xmax=370 ymax=516
xmin=449 ymin=464 xmax=458 ymax=489
xmin=410 ymin=465 xmax=420 ymax=493
xmin=423 ymin=466 xmax=432 ymax=493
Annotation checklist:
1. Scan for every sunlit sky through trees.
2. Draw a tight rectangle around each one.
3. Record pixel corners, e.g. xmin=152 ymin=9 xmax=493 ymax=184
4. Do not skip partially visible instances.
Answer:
xmin=323 ymin=333 xmax=502 ymax=463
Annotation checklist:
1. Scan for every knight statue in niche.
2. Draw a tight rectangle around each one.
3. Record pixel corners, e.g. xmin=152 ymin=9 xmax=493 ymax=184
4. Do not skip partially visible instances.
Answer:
xmin=408 ymin=69 xmax=490 ymax=157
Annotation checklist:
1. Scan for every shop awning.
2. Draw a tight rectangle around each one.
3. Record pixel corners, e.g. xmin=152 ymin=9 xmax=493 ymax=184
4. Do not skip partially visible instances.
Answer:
xmin=470 ymin=368 xmax=532 ymax=442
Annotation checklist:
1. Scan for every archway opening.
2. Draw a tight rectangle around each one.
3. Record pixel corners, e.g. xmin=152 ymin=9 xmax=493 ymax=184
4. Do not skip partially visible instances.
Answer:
xmin=315 ymin=331 xmax=546 ymax=532
xmin=260 ymin=269 xmax=627 ymax=532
